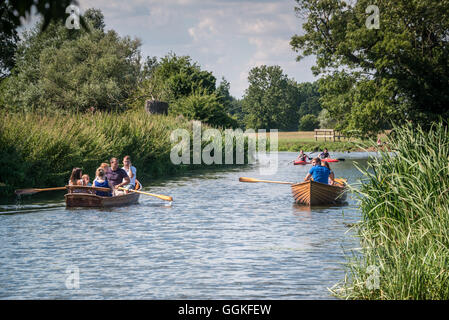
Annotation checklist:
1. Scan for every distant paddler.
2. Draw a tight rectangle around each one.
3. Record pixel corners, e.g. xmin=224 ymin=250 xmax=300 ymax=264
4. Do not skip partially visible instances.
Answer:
xmin=295 ymin=149 xmax=312 ymax=162
xmin=319 ymin=148 xmax=330 ymax=159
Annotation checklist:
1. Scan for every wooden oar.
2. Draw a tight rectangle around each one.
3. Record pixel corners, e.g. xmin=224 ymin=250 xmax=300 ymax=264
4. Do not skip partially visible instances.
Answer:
xmin=15 ymin=186 xmax=67 ymax=196
xmin=239 ymin=177 xmax=293 ymax=185
xmin=118 ymin=187 xmax=173 ymax=202
xmin=66 ymin=185 xmax=112 ymax=192
xmin=15 ymin=185 xmax=113 ymax=196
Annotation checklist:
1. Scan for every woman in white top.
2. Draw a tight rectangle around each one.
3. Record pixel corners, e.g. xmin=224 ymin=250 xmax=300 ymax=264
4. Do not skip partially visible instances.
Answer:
xmin=122 ymin=155 xmax=136 ymax=190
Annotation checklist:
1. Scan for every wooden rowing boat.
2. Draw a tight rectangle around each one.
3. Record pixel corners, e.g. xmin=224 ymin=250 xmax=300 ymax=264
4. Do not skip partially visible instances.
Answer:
xmin=291 ymin=180 xmax=346 ymax=206
xmin=65 ymin=182 xmax=142 ymax=208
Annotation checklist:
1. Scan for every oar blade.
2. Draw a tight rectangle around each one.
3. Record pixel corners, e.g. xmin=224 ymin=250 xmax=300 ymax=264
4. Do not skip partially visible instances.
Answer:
xmin=239 ymin=177 xmax=257 ymax=183
xmin=15 ymin=188 xmax=38 ymax=196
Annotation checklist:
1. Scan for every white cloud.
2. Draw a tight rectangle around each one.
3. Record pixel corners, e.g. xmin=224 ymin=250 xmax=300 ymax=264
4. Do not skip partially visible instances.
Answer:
xmin=60 ymin=0 xmax=316 ymax=97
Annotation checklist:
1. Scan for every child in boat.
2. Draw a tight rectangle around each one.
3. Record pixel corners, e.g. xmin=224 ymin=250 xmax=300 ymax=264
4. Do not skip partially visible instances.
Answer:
xmin=122 ymin=155 xmax=136 ymax=192
xmin=68 ymin=168 xmax=85 ymax=193
xmin=93 ymin=167 xmax=112 ymax=197
xmin=322 ymin=161 xmax=335 ymax=185
xmin=68 ymin=168 xmax=84 ymax=186
xmin=100 ymin=162 xmax=112 ymax=175
xmin=82 ymin=174 xmax=92 ymax=186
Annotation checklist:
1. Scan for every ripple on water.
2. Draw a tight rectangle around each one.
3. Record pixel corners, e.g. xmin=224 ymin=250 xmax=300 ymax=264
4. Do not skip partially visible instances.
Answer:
xmin=0 ymin=152 xmax=368 ymax=299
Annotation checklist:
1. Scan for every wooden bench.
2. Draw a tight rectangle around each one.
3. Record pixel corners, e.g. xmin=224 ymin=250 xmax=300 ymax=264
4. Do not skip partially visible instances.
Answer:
xmin=314 ymin=129 xmax=346 ymax=141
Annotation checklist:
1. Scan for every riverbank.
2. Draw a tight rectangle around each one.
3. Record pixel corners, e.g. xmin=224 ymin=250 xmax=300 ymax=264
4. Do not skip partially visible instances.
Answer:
xmin=0 ymin=110 xmax=247 ymax=197
xmin=332 ymin=122 xmax=449 ymax=299
xmin=264 ymin=131 xmax=363 ymax=152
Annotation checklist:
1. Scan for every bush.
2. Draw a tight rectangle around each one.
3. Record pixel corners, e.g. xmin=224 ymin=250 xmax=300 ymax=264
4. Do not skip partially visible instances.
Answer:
xmin=170 ymin=92 xmax=238 ymax=128
xmin=298 ymin=114 xmax=319 ymax=131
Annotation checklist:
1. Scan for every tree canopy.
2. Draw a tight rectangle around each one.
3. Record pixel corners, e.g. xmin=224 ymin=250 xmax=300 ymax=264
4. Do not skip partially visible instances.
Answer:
xmin=1 ymin=9 xmax=141 ymax=113
xmin=291 ymin=0 xmax=449 ymax=137
xmin=0 ymin=1 xmax=19 ymax=78
xmin=242 ymin=65 xmax=301 ymax=131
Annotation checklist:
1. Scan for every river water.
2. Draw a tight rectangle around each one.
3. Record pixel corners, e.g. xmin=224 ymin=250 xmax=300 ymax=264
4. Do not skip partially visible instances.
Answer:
xmin=0 ymin=152 xmax=372 ymax=299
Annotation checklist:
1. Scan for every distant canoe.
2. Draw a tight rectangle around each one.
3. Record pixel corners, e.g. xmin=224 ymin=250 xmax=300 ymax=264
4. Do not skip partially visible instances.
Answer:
xmin=294 ymin=160 xmax=310 ymax=165
xmin=291 ymin=180 xmax=346 ymax=206
xmin=321 ymin=158 xmax=339 ymax=162
xmin=65 ymin=181 xmax=142 ymax=208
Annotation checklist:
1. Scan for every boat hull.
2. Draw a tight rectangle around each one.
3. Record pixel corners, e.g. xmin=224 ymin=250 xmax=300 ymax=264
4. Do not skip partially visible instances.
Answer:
xmin=65 ymin=184 xmax=142 ymax=208
xmin=294 ymin=160 xmax=310 ymax=165
xmin=321 ymin=158 xmax=339 ymax=162
xmin=291 ymin=180 xmax=346 ymax=206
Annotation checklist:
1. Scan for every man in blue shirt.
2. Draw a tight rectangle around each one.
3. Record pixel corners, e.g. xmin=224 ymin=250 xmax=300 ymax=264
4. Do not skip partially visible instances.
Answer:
xmin=304 ymin=158 xmax=332 ymax=184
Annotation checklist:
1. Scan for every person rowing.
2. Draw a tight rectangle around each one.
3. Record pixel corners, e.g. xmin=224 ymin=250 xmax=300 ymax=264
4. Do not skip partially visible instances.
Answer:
xmin=106 ymin=157 xmax=130 ymax=196
xmin=295 ymin=149 xmax=311 ymax=162
xmin=319 ymin=148 xmax=330 ymax=159
xmin=304 ymin=157 xmax=331 ymax=185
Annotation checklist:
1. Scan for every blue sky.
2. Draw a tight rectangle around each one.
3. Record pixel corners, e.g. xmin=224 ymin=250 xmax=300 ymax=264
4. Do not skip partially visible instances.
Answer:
xmin=24 ymin=0 xmax=317 ymax=98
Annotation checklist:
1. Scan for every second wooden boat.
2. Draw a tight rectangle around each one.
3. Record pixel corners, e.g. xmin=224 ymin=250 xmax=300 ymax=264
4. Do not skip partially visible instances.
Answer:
xmin=291 ymin=180 xmax=346 ymax=206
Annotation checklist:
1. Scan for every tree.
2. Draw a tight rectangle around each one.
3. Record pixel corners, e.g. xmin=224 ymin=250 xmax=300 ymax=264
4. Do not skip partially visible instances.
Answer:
xmin=291 ymin=0 xmax=449 ymax=136
xmin=170 ymin=92 xmax=238 ymax=128
xmin=2 ymin=10 xmax=141 ymax=112
xmin=83 ymin=8 xmax=105 ymax=31
xmin=242 ymin=65 xmax=300 ymax=131
xmin=132 ymin=53 xmax=216 ymax=105
xmin=0 ymin=1 xmax=19 ymax=78
xmin=297 ymin=81 xmax=322 ymax=119
xmin=4 ymin=0 xmax=89 ymax=34
xmin=298 ymin=114 xmax=319 ymax=131
xmin=317 ymin=108 xmax=336 ymax=129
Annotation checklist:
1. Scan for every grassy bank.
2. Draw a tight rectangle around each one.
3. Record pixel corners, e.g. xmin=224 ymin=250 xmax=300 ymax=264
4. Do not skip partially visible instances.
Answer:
xmin=0 ymin=110 xmax=247 ymax=197
xmin=263 ymin=131 xmax=361 ymax=152
xmin=332 ymin=122 xmax=449 ymax=299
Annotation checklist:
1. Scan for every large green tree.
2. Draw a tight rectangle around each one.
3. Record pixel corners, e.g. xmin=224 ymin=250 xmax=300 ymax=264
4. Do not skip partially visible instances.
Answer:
xmin=135 ymin=53 xmax=216 ymax=104
xmin=291 ymin=0 xmax=449 ymax=136
xmin=2 ymin=9 xmax=141 ymax=112
xmin=0 ymin=1 xmax=19 ymax=78
xmin=242 ymin=65 xmax=301 ymax=131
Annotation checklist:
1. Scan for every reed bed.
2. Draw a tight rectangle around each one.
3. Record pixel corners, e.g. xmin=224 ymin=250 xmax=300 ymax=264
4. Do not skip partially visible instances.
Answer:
xmin=0 ymin=110 xmax=248 ymax=196
xmin=332 ymin=122 xmax=449 ymax=299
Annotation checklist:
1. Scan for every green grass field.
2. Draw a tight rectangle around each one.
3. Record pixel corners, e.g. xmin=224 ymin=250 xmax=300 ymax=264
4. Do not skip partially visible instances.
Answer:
xmin=265 ymin=131 xmax=362 ymax=152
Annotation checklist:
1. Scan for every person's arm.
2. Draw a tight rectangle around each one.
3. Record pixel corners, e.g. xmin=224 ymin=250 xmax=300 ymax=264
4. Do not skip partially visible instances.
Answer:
xmin=304 ymin=167 xmax=314 ymax=181
xmin=129 ymin=166 xmax=135 ymax=179
xmin=115 ymin=171 xmax=130 ymax=189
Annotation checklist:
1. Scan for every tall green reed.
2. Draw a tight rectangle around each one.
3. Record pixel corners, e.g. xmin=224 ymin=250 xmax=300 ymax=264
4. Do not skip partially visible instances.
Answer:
xmin=0 ymin=110 xmax=249 ymax=196
xmin=332 ymin=122 xmax=449 ymax=299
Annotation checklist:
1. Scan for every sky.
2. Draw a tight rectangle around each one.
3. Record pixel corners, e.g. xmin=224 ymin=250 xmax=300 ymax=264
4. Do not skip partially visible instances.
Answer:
xmin=23 ymin=0 xmax=317 ymax=98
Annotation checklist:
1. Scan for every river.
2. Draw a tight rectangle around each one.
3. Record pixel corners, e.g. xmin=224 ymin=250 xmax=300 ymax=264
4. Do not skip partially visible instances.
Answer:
xmin=0 ymin=152 xmax=373 ymax=299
